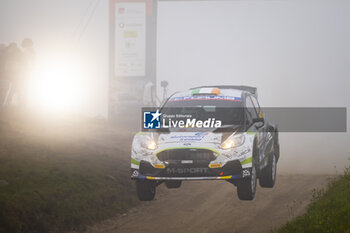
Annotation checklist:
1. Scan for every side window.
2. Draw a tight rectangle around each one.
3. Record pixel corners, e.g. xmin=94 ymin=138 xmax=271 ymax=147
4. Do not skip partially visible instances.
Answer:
xmin=245 ymin=96 xmax=258 ymax=126
xmin=250 ymin=96 xmax=263 ymax=118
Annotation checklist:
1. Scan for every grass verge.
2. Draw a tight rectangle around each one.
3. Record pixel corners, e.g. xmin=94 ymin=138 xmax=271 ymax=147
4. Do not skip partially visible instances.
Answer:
xmin=0 ymin=114 xmax=139 ymax=233
xmin=274 ymin=160 xmax=350 ymax=233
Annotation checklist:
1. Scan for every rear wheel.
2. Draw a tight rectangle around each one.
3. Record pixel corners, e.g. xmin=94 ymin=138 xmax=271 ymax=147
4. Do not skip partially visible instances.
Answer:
xmin=136 ymin=180 xmax=156 ymax=201
xmin=237 ymin=162 xmax=257 ymax=200
xmin=165 ymin=180 xmax=182 ymax=189
xmin=259 ymin=153 xmax=277 ymax=188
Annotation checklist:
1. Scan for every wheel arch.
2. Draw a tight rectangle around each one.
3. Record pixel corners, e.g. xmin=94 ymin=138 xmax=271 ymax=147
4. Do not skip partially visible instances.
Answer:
xmin=272 ymin=126 xmax=280 ymax=161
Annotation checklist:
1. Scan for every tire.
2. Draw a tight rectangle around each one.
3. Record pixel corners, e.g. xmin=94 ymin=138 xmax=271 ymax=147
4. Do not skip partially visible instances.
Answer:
xmin=237 ymin=160 xmax=257 ymax=200
xmin=165 ymin=180 xmax=182 ymax=189
xmin=136 ymin=180 xmax=156 ymax=201
xmin=259 ymin=152 xmax=277 ymax=188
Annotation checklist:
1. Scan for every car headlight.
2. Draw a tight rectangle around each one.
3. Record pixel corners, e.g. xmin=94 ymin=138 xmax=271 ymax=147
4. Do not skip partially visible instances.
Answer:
xmin=220 ymin=134 xmax=245 ymax=150
xmin=141 ymin=138 xmax=157 ymax=150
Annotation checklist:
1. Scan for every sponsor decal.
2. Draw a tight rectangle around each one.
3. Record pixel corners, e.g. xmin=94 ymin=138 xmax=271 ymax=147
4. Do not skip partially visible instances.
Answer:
xmin=168 ymin=96 xmax=242 ymax=102
xmin=239 ymin=148 xmax=251 ymax=156
xmin=181 ymin=160 xmax=193 ymax=164
xmin=154 ymin=164 xmax=165 ymax=169
xmin=166 ymin=167 xmax=208 ymax=174
xmin=209 ymin=163 xmax=222 ymax=168
xmin=131 ymin=170 xmax=139 ymax=177
xmin=170 ymin=132 xmax=208 ymax=141
xmin=242 ymin=169 xmax=250 ymax=178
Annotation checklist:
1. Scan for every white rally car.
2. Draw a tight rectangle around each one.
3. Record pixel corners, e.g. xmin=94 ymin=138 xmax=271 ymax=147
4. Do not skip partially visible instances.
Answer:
xmin=131 ymin=86 xmax=280 ymax=201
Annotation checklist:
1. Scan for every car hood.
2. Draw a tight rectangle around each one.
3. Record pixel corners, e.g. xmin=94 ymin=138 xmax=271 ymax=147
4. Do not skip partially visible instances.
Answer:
xmin=157 ymin=132 xmax=223 ymax=144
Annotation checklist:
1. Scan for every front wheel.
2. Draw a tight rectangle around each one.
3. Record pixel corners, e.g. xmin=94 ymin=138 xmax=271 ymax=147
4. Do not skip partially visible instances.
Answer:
xmin=136 ymin=180 xmax=156 ymax=201
xmin=259 ymin=153 xmax=277 ymax=188
xmin=237 ymin=163 xmax=257 ymax=200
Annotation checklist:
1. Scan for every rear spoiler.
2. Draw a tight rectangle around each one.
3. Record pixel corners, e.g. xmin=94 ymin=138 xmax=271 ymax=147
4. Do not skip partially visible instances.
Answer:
xmin=190 ymin=85 xmax=258 ymax=97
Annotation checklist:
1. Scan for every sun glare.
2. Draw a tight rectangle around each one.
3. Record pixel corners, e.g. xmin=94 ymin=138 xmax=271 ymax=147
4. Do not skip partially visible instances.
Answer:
xmin=29 ymin=54 xmax=85 ymax=114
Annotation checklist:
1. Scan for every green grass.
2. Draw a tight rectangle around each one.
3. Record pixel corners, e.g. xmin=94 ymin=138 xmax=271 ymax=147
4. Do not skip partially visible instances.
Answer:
xmin=274 ymin=160 xmax=350 ymax=233
xmin=0 ymin=115 xmax=139 ymax=233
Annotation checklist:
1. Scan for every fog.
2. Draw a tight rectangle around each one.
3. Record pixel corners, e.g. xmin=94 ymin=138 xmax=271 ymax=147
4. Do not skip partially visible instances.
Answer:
xmin=157 ymin=0 xmax=350 ymax=173
xmin=0 ymin=0 xmax=349 ymax=173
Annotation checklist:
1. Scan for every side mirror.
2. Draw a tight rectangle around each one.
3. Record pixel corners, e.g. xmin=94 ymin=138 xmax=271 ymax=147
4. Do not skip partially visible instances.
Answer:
xmin=252 ymin=118 xmax=264 ymax=123
xmin=253 ymin=118 xmax=264 ymax=128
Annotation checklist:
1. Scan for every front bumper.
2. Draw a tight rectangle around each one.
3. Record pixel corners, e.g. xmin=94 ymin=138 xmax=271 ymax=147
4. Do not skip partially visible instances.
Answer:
xmin=136 ymin=175 xmax=241 ymax=180
xmin=131 ymin=159 xmax=247 ymax=181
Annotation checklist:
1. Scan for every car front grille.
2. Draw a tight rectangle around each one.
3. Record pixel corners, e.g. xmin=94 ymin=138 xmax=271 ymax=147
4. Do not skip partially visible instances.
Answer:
xmin=156 ymin=148 xmax=216 ymax=162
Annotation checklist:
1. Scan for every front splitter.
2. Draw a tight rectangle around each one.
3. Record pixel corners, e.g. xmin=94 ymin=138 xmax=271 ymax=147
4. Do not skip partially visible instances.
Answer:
xmin=135 ymin=174 xmax=242 ymax=180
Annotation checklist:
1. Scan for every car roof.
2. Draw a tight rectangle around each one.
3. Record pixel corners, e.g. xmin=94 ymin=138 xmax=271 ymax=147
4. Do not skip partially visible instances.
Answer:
xmin=191 ymin=85 xmax=257 ymax=96
xmin=170 ymin=85 xmax=258 ymax=99
xmin=171 ymin=88 xmax=242 ymax=98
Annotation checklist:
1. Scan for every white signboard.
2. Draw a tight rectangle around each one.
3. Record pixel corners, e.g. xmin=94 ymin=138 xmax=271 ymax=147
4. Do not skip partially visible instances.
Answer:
xmin=115 ymin=2 xmax=146 ymax=77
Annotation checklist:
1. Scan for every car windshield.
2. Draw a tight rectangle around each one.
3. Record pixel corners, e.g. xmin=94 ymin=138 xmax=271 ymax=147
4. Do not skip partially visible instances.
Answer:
xmin=163 ymin=97 xmax=244 ymax=126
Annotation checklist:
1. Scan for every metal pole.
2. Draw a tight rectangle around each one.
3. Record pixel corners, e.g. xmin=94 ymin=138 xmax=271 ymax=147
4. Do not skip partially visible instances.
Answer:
xmin=3 ymin=82 xmax=12 ymax=106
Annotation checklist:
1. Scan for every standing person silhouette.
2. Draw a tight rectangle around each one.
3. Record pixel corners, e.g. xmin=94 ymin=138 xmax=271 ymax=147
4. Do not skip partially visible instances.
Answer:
xmin=0 ymin=43 xmax=7 ymax=105
xmin=21 ymin=38 xmax=36 ymax=108
xmin=3 ymin=43 xmax=25 ymax=107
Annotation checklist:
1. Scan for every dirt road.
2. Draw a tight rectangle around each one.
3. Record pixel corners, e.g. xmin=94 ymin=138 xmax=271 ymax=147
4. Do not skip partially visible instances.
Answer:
xmin=86 ymin=174 xmax=330 ymax=233
xmin=0 ymin=114 xmax=334 ymax=233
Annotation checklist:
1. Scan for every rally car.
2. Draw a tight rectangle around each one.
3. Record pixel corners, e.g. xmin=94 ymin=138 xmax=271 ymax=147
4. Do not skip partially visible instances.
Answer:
xmin=131 ymin=85 xmax=280 ymax=201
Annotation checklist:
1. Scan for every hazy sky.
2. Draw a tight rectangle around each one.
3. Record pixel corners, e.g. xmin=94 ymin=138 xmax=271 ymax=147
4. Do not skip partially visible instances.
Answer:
xmin=1 ymin=0 xmax=349 ymax=114
xmin=0 ymin=0 xmax=349 ymax=173
xmin=158 ymin=0 xmax=350 ymax=107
